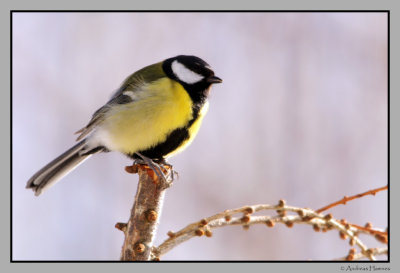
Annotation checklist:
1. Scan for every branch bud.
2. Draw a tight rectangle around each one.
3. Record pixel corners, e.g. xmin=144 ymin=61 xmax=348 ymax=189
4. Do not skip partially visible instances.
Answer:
xmin=278 ymin=199 xmax=286 ymax=207
xmin=297 ymin=210 xmax=305 ymax=217
xmin=285 ymin=221 xmax=294 ymax=228
xmin=199 ymin=219 xmax=208 ymax=227
xmin=346 ymin=254 xmax=354 ymax=261
xmin=134 ymin=243 xmax=146 ymax=254
xmin=241 ymin=215 xmax=251 ymax=223
xmin=365 ymin=222 xmax=372 ymax=229
xmin=265 ymin=219 xmax=275 ymax=227
xmin=195 ymin=229 xmax=204 ymax=236
xmin=145 ymin=210 xmax=158 ymax=222
xmin=244 ymin=206 xmax=254 ymax=214
xmin=324 ymin=214 xmax=333 ymax=221
xmin=115 ymin=222 xmax=127 ymax=232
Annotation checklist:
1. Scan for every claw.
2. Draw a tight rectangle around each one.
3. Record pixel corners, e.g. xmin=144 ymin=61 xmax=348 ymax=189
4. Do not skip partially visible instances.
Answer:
xmin=134 ymin=153 xmax=174 ymax=189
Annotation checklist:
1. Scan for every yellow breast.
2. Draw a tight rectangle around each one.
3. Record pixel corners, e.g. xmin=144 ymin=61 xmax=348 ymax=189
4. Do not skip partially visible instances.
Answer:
xmin=99 ymin=78 xmax=194 ymax=154
xmin=164 ymin=101 xmax=209 ymax=158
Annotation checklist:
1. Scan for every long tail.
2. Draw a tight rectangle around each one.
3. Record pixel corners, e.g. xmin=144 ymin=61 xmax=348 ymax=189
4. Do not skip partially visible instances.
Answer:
xmin=26 ymin=140 xmax=101 ymax=196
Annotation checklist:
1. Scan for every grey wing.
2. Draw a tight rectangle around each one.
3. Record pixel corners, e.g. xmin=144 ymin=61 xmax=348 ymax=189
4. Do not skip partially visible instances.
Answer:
xmin=75 ymin=76 xmax=147 ymax=141
xmin=75 ymin=104 xmax=112 ymax=141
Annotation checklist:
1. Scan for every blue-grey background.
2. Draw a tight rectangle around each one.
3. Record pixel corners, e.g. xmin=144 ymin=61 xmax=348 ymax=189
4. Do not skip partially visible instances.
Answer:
xmin=12 ymin=12 xmax=387 ymax=260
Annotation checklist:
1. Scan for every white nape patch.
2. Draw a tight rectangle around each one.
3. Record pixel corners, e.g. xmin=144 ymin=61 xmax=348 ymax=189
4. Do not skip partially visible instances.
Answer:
xmin=171 ymin=60 xmax=204 ymax=84
xmin=123 ymin=91 xmax=138 ymax=101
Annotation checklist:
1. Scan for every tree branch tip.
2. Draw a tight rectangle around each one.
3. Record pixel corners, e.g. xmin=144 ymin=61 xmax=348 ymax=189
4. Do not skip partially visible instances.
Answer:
xmin=375 ymin=234 xmax=388 ymax=244
xmin=205 ymin=229 xmax=213 ymax=237
xmin=316 ymin=185 xmax=387 ymax=213
xmin=125 ymin=165 xmax=139 ymax=174
xmin=313 ymin=224 xmax=320 ymax=232
xmin=115 ymin=222 xmax=127 ymax=232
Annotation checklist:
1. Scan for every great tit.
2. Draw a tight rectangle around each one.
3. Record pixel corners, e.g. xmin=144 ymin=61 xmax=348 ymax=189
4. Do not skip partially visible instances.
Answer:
xmin=26 ymin=55 xmax=222 ymax=196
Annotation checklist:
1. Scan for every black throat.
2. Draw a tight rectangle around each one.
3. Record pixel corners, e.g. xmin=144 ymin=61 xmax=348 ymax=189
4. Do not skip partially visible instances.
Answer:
xmin=162 ymin=58 xmax=211 ymax=106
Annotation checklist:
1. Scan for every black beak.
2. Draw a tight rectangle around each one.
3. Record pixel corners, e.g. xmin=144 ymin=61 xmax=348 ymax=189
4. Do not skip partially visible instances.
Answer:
xmin=207 ymin=75 xmax=223 ymax=84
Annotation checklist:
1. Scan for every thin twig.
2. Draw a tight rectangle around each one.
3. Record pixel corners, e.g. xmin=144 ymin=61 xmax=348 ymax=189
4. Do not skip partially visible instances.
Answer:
xmin=316 ymin=185 xmax=388 ymax=213
xmin=349 ymin=223 xmax=387 ymax=238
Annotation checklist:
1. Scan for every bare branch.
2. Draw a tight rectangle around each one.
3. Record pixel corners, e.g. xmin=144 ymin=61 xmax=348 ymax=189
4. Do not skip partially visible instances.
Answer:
xmin=152 ymin=200 xmax=387 ymax=261
xmin=316 ymin=185 xmax=388 ymax=213
xmin=116 ymin=168 xmax=386 ymax=261
xmin=118 ymin=164 xmax=172 ymax=261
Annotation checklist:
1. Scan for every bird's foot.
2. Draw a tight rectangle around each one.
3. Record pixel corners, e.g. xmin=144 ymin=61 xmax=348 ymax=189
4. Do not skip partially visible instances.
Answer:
xmin=129 ymin=153 xmax=174 ymax=189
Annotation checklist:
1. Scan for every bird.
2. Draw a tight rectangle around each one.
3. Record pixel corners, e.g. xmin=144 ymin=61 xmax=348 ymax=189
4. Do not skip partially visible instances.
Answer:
xmin=26 ymin=55 xmax=222 ymax=196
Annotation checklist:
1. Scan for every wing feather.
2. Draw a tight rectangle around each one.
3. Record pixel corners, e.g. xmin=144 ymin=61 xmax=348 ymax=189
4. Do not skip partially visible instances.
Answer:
xmin=74 ymin=62 xmax=164 ymax=141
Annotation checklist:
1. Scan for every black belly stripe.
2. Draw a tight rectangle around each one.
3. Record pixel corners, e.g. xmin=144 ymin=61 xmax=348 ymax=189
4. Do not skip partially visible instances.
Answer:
xmin=128 ymin=102 xmax=203 ymax=160
xmin=131 ymin=127 xmax=190 ymax=160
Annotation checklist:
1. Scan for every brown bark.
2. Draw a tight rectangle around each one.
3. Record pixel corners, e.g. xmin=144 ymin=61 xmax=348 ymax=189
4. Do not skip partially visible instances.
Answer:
xmin=119 ymin=165 xmax=170 ymax=261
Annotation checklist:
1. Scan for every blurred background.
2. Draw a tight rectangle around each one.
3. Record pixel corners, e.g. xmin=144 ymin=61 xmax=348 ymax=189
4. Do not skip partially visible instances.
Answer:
xmin=12 ymin=12 xmax=388 ymax=260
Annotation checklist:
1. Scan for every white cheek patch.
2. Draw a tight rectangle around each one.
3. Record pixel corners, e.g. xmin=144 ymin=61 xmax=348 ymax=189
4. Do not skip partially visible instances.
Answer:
xmin=171 ymin=60 xmax=204 ymax=84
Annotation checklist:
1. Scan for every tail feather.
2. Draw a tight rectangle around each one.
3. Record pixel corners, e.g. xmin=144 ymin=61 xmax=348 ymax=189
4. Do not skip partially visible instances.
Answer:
xmin=26 ymin=141 xmax=100 ymax=196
